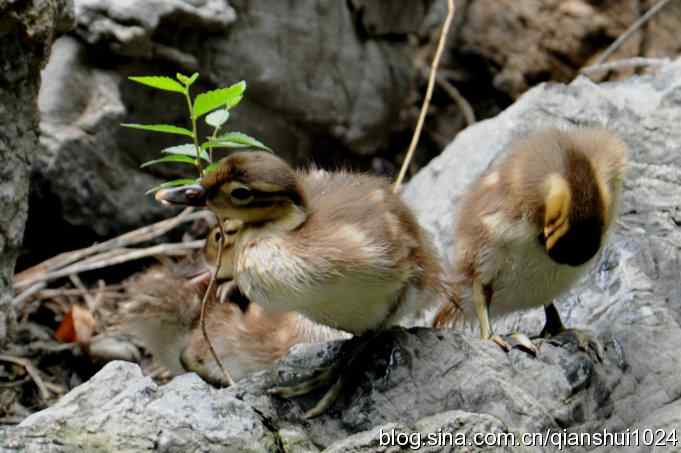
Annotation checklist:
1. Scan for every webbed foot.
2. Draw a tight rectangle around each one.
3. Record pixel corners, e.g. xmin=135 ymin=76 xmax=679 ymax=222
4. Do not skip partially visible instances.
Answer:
xmin=538 ymin=303 xmax=603 ymax=361
xmin=269 ymin=332 xmax=376 ymax=419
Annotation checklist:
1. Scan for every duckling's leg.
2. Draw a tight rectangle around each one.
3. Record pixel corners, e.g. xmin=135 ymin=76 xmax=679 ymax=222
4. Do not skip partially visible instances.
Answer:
xmin=538 ymin=303 xmax=603 ymax=360
xmin=473 ymin=280 xmax=537 ymax=354
xmin=269 ymin=331 xmax=378 ymax=419
xmin=473 ymin=280 xmax=509 ymax=351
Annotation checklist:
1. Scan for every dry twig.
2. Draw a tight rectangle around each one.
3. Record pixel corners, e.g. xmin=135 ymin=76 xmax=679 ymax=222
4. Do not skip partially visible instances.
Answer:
xmin=14 ymin=208 xmax=208 ymax=288
xmin=14 ymin=241 xmax=203 ymax=298
xmin=580 ymin=57 xmax=670 ymax=75
xmin=588 ymin=0 xmax=674 ymax=68
xmin=435 ymin=71 xmax=475 ymax=126
xmin=199 ymin=218 xmax=235 ymax=386
xmin=0 ymin=355 xmax=51 ymax=402
xmin=393 ymin=0 xmax=456 ymax=191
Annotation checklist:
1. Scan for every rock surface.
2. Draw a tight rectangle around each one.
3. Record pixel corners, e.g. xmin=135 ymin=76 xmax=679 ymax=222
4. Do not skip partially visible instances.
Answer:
xmin=21 ymin=0 xmax=431 ymax=258
xmin=4 ymin=53 xmax=681 ymax=453
xmin=0 ymin=0 xmax=73 ymax=346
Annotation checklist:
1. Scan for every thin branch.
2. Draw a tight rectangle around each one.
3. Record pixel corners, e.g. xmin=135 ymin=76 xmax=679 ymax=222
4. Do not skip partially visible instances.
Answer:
xmin=34 ymin=287 xmax=125 ymax=300
xmin=14 ymin=241 xmax=203 ymax=293
xmin=580 ymin=57 xmax=670 ymax=75
xmin=14 ymin=208 xmax=207 ymax=287
xmin=393 ymin=0 xmax=456 ymax=192
xmin=12 ymin=282 xmax=46 ymax=307
xmin=199 ymin=218 xmax=235 ymax=386
xmin=590 ymin=0 xmax=674 ymax=67
xmin=0 ymin=355 xmax=51 ymax=402
xmin=69 ymin=274 xmax=97 ymax=312
xmin=434 ymin=70 xmax=475 ymax=126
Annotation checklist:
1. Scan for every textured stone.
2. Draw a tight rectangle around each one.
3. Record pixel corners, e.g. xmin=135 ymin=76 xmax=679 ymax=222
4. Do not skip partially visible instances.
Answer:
xmin=23 ymin=0 xmax=432 ymax=254
xmin=0 ymin=0 xmax=73 ymax=346
xmin=5 ymin=51 xmax=681 ymax=453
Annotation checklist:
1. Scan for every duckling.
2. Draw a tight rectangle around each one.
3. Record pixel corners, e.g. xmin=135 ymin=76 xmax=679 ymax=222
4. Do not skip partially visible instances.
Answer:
xmin=114 ymin=265 xmax=203 ymax=375
xmin=116 ymin=222 xmax=347 ymax=382
xmin=180 ymin=281 xmax=350 ymax=385
xmin=185 ymin=221 xmax=349 ymax=384
xmin=155 ymin=152 xmax=449 ymax=418
xmin=433 ymin=127 xmax=627 ymax=354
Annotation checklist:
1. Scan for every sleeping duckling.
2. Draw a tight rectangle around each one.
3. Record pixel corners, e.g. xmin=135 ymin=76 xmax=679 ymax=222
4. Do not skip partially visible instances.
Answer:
xmin=116 ymin=221 xmax=346 ymax=382
xmin=434 ymin=127 xmax=627 ymax=354
xmin=156 ymin=152 xmax=449 ymax=418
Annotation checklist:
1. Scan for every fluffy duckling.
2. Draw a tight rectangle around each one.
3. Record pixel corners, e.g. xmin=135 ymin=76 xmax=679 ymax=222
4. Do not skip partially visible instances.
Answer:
xmin=114 ymin=265 xmax=203 ymax=375
xmin=434 ymin=127 xmax=627 ymax=353
xmin=156 ymin=152 xmax=449 ymax=417
xmin=116 ymin=222 xmax=347 ymax=382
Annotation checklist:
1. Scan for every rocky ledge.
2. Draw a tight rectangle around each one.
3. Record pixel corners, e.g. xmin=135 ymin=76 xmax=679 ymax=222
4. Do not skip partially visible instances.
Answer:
xmin=3 ymin=60 xmax=681 ymax=453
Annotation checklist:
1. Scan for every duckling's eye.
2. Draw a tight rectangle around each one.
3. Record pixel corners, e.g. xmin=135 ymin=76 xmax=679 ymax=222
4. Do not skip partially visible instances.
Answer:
xmin=230 ymin=187 xmax=253 ymax=205
xmin=213 ymin=231 xmax=222 ymax=243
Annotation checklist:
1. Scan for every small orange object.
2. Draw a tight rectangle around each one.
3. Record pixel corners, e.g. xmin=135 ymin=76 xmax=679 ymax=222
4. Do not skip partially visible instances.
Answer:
xmin=55 ymin=305 xmax=96 ymax=344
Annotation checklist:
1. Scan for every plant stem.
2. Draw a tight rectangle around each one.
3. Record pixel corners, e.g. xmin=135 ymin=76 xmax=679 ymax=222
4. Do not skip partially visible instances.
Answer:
xmin=199 ymin=217 xmax=234 ymax=386
xmin=184 ymin=87 xmax=204 ymax=177
xmin=208 ymin=125 xmax=221 ymax=163
xmin=393 ymin=0 xmax=456 ymax=192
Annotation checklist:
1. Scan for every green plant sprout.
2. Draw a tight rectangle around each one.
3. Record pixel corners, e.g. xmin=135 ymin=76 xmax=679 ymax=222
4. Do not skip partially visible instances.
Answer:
xmin=122 ymin=72 xmax=271 ymax=194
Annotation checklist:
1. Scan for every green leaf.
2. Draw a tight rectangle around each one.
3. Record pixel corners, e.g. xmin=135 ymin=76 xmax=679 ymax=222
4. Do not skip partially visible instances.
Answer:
xmin=225 ymin=94 xmax=243 ymax=109
xmin=192 ymin=81 xmax=247 ymax=119
xmin=146 ymin=178 xmax=198 ymax=195
xmin=212 ymin=131 xmax=271 ymax=151
xmin=205 ymin=109 xmax=230 ymax=128
xmin=176 ymin=72 xmax=200 ymax=87
xmin=162 ymin=144 xmax=210 ymax=162
xmin=205 ymin=140 xmax=249 ymax=149
xmin=121 ymin=123 xmax=193 ymax=137
xmin=129 ymin=76 xmax=185 ymax=94
xmin=140 ymin=154 xmax=197 ymax=168
xmin=204 ymin=162 xmax=220 ymax=174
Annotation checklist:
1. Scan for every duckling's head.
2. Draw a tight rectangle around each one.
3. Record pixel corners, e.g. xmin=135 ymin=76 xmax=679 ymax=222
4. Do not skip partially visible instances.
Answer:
xmin=156 ymin=152 xmax=307 ymax=224
xmin=203 ymin=219 xmax=243 ymax=281
xmin=540 ymin=150 xmax=607 ymax=267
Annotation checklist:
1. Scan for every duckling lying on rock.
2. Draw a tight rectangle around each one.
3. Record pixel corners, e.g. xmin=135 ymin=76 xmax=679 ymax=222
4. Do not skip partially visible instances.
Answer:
xmin=156 ymin=152 xmax=450 ymax=418
xmin=115 ymin=221 xmax=347 ymax=383
xmin=434 ymin=128 xmax=627 ymax=356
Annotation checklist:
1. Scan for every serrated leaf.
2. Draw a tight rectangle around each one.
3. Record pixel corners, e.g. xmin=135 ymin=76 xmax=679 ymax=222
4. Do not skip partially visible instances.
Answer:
xmin=162 ymin=144 xmax=210 ymax=162
xmin=176 ymin=72 xmax=200 ymax=87
xmin=146 ymin=178 xmax=198 ymax=195
xmin=212 ymin=132 xmax=271 ymax=151
xmin=192 ymin=81 xmax=247 ymax=119
xmin=140 ymin=154 xmax=197 ymax=168
xmin=129 ymin=76 xmax=185 ymax=94
xmin=225 ymin=94 xmax=243 ymax=109
xmin=121 ymin=123 xmax=193 ymax=137
xmin=205 ymin=140 xmax=250 ymax=149
xmin=205 ymin=109 xmax=230 ymax=128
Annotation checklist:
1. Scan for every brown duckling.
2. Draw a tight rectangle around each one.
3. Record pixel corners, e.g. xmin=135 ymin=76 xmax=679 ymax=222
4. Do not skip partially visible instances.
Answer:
xmin=155 ymin=152 xmax=449 ymax=417
xmin=116 ymin=221 xmax=347 ymax=383
xmin=434 ymin=127 xmax=627 ymax=353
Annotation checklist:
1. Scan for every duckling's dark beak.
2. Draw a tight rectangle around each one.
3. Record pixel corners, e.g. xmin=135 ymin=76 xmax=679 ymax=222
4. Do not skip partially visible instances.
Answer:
xmin=155 ymin=184 xmax=206 ymax=207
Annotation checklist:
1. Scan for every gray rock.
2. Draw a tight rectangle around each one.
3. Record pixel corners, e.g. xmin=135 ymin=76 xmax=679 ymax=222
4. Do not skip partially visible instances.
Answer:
xmin=0 ymin=0 xmax=71 ymax=346
xmin=27 ymin=0 xmax=431 ymax=242
xmin=6 ymin=51 xmax=681 ymax=453
xmin=34 ymin=35 xmax=171 ymax=237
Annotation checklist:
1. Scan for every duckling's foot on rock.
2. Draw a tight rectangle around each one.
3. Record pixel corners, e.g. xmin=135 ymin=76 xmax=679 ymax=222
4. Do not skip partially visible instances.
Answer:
xmin=490 ymin=333 xmax=537 ymax=356
xmin=269 ymin=332 xmax=376 ymax=419
xmin=538 ymin=303 xmax=603 ymax=361
xmin=540 ymin=328 xmax=604 ymax=362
